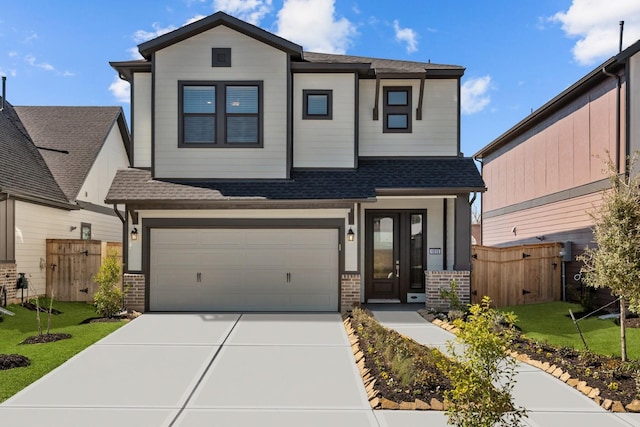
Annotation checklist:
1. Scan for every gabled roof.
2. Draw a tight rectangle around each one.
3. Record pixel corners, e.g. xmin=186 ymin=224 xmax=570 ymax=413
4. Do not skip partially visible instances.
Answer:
xmin=112 ymin=12 xmax=463 ymax=81
xmin=106 ymin=158 xmax=485 ymax=205
xmin=138 ymin=11 xmax=303 ymax=60
xmin=0 ymin=99 xmax=69 ymax=206
xmin=14 ymin=106 xmax=130 ymax=202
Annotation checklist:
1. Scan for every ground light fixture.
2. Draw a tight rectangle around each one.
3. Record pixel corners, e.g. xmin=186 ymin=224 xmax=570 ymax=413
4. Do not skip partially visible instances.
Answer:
xmin=130 ymin=227 xmax=138 ymax=241
xmin=347 ymin=227 xmax=355 ymax=242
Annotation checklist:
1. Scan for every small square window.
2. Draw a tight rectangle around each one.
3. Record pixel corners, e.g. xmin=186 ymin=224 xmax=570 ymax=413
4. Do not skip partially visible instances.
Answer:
xmin=211 ymin=48 xmax=231 ymax=67
xmin=387 ymin=91 xmax=408 ymax=106
xmin=80 ymin=223 xmax=91 ymax=240
xmin=303 ymin=89 xmax=332 ymax=120
xmin=387 ymin=114 xmax=408 ymax=129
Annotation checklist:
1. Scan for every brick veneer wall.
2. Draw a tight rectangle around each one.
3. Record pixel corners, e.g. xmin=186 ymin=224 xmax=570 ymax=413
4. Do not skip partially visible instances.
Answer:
xmin=123 ymin=273 xmax=145 ymax=312
xmin=1 ymin=263 xmax=17 ymax=303
xmin=425 ymin=270 xmax=470 ymax=310
xmin=341 ymin=273 xmax=361 ymax=312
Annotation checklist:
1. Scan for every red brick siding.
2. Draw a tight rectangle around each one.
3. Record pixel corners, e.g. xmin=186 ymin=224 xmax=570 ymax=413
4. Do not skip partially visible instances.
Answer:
xmin=425 ymin=270 xmax=470 ymax=310
xmin=341 ymin=273 xmax=361 ymax=312
xmin=123 ymin=273 xmax=145 ymax=312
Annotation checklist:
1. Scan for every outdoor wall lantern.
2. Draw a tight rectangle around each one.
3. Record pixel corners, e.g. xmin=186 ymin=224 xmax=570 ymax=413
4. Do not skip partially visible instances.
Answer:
xmin=130 ymin=227 xmax=138 ymax=241
xmin=347 ymin=227 xmax=355 ymax=242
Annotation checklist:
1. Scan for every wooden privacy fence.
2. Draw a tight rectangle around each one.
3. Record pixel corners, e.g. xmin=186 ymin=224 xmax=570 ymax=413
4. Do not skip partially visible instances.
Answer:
xmin=46 ymin=239 xmax=122 ymax=302
xmin=471 ymin=242 xmax=563 ymax=307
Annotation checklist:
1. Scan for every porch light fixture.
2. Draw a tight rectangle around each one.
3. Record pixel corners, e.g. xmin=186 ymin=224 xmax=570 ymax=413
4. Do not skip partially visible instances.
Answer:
xmin=130 ymin=227 xmax=138 ymax=241
xmin=347 ymin=227 xmax=355 ymax=242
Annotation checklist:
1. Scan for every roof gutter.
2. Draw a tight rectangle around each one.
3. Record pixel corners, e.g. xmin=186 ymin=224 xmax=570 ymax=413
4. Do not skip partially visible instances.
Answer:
xmin=3 ymin=192 xmax=79 ymax=211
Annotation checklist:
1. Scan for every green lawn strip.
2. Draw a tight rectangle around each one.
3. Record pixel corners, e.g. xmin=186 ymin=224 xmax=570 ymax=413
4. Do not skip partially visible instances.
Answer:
xmin=0 ymin=301 xmax=125 ymax=402
xmin=502 ymin=301 xmax=640 ymax=360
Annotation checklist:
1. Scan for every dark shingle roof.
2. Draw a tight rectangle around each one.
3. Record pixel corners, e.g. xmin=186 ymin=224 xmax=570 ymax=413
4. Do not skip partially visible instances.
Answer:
xmin=106 ymin=158 xmax=485 ymax=204
xmin=302 ymin=52 xmax=464 ymax=74
xmin=0 ymin=99 xmax=68 ymax=204
xmin=14 ymin=106 xmax=124 ymax=202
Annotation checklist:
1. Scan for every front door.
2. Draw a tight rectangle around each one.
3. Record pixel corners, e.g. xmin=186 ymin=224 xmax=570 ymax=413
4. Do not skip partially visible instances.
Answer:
xmin=365 ymin=211 xmax=427 ymax=303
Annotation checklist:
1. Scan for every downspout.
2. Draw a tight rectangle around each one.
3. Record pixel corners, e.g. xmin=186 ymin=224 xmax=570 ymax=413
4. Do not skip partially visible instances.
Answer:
xmin=602 ymin=21 xmax=623 ymax=173
xmin=113 ymin=204 xmax=127 ymax=309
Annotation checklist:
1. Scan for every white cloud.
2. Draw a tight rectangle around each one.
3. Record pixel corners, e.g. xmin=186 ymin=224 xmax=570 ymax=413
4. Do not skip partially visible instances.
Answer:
xmin=129 ymin=16 xmax=207 ymax=59
xmin=551 ymin=0 xmax=640 ymax=65
xmin=185 ymin=14 xmax=207 ymax=25
xmin=461 ymin=75 xmax=492 ymax=115
xmin=132 ymin=22 xmax=178 ymax=44
xmin=214 ymin=0 xmax=273 ymax=25
xmin=24 ymin=54 xmax=54 ymax=71
xmin=276 ymin=0 xmax=357 ymax=54
xmin=392 ymin=20 xmax=418 ymax=53
xmin=0 ymin=68 xmax=17 ymax=77
xmin=23 ymin=32 xmax=37 ymax=43
xmin=8 ymin=51 xmax=18 ymax=58
xmin=109 ymin=76 xmax=130 ymax=103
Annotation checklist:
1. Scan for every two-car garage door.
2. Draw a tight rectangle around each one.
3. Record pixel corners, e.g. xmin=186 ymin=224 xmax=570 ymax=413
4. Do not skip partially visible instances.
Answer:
xmin=149 ymin=228 xmax=339 ymax=311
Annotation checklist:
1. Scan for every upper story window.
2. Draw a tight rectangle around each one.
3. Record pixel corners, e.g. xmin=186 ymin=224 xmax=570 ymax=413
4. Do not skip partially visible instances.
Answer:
xmin=302 ymin=89 xmax=332 ymax=120
xmin=179 ymin=81 xmax=263 ymax=148
xmin=383 ymin=86 xmax=412 ymax=133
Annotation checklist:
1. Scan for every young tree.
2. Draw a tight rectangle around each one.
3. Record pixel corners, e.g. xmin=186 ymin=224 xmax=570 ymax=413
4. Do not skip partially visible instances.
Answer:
xmin=577 ymin=154 xmax=640 ymax=362
xmin=437 ymin=297 xmax=527 ymax=427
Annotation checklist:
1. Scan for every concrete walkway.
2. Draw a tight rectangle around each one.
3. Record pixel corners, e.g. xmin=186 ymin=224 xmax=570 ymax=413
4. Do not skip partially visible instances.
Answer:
xmin=2 ymin=311 xmax=640 ymax=426
xmin=370 ymin=310 xmax=640 ymax=427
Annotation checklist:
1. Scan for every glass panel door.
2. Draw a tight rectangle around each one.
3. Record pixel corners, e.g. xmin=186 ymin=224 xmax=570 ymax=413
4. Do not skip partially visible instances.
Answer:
xmin=409 ymin=214 xmax=424 ymax=290
xmin=367 ymin=213 xmax=400 ymax=300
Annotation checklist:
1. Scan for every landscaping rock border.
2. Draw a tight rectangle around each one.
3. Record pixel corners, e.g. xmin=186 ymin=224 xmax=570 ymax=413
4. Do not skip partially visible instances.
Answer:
xmin=342 ymin=314 xmax=444 ymax=411
xmin=425 ymin=313 xmax=638 ymax=413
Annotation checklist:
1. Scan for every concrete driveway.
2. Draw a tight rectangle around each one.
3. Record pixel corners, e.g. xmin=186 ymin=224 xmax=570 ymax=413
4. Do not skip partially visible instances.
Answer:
xmin=3 ymin=311 xmax=640 ymax=426
xmin=0 ymin=313 xmax=378 ymax=426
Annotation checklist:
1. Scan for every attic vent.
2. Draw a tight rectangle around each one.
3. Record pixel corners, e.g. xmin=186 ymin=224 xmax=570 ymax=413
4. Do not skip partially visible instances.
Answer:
xmin=212 ymin=48 xmax=231 ymax=67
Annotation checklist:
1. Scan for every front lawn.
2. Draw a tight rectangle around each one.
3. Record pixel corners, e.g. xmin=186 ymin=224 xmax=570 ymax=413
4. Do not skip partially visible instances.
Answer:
xmin=0 ymin=300 xmax=126 ymax=402
xmin=502 ymin=301 xmax=640 ymax=359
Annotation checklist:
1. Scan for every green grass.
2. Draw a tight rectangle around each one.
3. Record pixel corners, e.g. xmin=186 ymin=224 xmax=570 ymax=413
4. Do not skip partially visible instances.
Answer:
xmin=0 ymin=300 xmax=125 ymax=402
xmin=502 ymin=301 xmax=640 ymax=360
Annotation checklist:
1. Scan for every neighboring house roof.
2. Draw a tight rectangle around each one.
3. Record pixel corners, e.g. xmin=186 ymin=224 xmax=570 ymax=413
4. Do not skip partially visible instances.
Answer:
xmin=138 ymin=11 xmax=303 ymax=60
xmin=106 ymin=158 xmax=486 ymax=204
xmin=14 ymin=106 xmax=129 ymax=202
xmin=474 ymin=38 xmax=640 ymax=160
xmin=0 ymin=99 xmax=69 ymax=206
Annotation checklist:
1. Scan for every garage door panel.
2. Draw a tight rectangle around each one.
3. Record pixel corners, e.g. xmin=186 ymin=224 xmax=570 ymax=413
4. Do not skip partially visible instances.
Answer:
xmin=244 ymin=250 xmax=289 ymax=267
xmin=150 ymin=228 xmax=339 ymax=312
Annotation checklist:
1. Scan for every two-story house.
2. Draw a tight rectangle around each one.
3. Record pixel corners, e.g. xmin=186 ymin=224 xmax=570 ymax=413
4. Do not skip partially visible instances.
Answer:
xmin=474 ymin=39 xmax=640 ymax=305
xmin=107 ymin=12 xmax=485 ymax=312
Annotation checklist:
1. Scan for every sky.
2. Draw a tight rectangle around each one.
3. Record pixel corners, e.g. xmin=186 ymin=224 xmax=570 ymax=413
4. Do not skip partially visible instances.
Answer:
xmin=1 ymin=0 xmax=640 ymax=157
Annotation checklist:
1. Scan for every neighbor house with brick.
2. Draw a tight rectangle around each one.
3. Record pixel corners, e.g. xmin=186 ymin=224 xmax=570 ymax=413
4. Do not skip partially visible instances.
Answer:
xmin=474 ymin=39 xmax=640 ymax=303
xmin=0 ymin=91 xmax=131 ymax=302
xmin=107 ymin=11 xmax=485 ymax=312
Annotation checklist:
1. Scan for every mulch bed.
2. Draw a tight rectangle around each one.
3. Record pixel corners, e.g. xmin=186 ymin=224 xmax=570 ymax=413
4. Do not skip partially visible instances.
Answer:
xmin=349 ymin=310 xmax=450 ymax=405
xmin=0 ymin=354 xmax=31 ymax=370
xmin=509 ymin=327 xmax=640 ymax=406
xmin=19 ymin=333 xmax=72 ymax=345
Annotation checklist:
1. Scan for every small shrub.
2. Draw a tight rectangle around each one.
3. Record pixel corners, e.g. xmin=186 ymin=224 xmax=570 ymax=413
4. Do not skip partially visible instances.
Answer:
xmin=93 ymin=252 xmax=123 ymax=318
xmin=438 ymin=296 xmax=527 ymax=427
xmin=440 ymin=279 xmax=467 ymax=312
